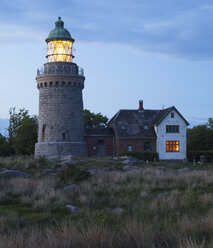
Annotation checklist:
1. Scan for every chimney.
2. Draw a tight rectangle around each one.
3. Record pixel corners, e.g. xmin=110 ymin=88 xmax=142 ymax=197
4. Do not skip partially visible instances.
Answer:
xmin=138 ymin=100 xmax=144 ymax=111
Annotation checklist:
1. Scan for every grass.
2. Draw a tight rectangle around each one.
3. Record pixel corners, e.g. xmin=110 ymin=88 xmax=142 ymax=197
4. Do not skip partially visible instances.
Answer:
xmin=0 ymin=156 xmax=213 ymax=247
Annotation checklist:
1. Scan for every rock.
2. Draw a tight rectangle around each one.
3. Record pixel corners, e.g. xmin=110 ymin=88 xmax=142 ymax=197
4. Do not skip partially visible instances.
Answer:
xmin=120 ymin=155 xmax=130 ymax=159
xmin=123 ymin=165 xmax=132 ymax=171
xmin=122 ymin=159 xmax=133 ymax=165
xmin=18 ymin=218 xmax=29 ymax=226
xmin=178 ymin=167 xmax=190 ymax=172
xmin=0 ymin=170 xmax=32 ymax=178
xmin=156 ymin=192 xmax=170 ymax=198
xmin=60 ymin=155 xmax=77 ymax=165
xmin=88 ymin=168 xmax=103 ymax=174
xmin=123 ymin=165 xmax=141 ymax=171
xmin=112 ymin=208 xmax=126 ymax=213
xmin=155 ymin=166 xmax=171 ymax=170
xmin=65 ymin=205 xmax=81 ymax=214
xmin=63 ymin=184 xmax=80 ymax=191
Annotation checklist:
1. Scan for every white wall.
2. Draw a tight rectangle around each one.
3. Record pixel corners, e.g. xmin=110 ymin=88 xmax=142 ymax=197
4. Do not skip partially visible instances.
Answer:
xmin=155 ymin=110 xmax=188 ymax=160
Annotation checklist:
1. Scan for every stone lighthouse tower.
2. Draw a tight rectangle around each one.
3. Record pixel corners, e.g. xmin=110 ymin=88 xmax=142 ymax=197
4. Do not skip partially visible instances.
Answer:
xmin=35 ymin=17 xmax=87 ymax=158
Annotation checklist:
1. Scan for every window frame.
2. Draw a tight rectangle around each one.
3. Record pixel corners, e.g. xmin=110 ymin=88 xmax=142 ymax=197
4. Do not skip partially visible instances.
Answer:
xmin=166 ymin=125 xmax=180 ymax=133
xmin=127 ymin=145 xmax=133 ymax=152
xmin=166 ymin=141 xmax=180 ymax=152
xmin=144 ymin=141 xmax=153 ymax=152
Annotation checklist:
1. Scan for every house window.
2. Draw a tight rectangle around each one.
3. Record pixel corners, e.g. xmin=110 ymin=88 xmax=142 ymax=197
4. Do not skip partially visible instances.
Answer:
xmin=144 ymin=141 xmax=153 ymax=152
xmin=62 ymin=132 xmax=66 ymax=140
xmin=171 ymin=112 xmax=174 ymax=118
xmin=166 ymin=125 xmax=179 ymax=133
xmin=166 ymin=141 xmax=179 ymax=152
xmin=128 ymin=145 xmax=133 ymax=152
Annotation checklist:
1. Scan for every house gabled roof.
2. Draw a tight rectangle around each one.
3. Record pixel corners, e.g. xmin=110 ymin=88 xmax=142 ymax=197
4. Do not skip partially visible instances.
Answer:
xmin=111 ymin=109 xmax=160 ymax=139
xmin=152 ymin=106 xmax=189 ymax=126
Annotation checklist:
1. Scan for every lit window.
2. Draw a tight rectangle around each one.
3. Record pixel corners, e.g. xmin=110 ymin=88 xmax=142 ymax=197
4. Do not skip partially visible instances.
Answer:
xmin=144 ymin=141 xmax=153 ymax=152
xmin=47 ymin=40 xmax=73 ymax=63
xmin=171 ymin=112 xmax=174 ymax=118
xmin=166 ymin=125 xmax=179 ymax=133
xmin=128 ymin=145 xmax=133 ymax=152
xmin=166 ymin=141 xmax=179 ymax=152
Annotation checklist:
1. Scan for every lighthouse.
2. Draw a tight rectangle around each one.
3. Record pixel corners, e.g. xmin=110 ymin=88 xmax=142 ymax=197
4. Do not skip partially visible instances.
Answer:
xmin=35 ymin=17 xmax=87 ymax=158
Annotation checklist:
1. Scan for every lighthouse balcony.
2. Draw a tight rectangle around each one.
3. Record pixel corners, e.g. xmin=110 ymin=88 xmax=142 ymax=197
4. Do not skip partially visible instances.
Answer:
xmin=37 ymin=62 xmax=84 ymax=77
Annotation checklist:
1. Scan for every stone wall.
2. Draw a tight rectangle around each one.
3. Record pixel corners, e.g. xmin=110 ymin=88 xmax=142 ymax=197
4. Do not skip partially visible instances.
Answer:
xmin=35 ymin=62 xmax=87 ymax=158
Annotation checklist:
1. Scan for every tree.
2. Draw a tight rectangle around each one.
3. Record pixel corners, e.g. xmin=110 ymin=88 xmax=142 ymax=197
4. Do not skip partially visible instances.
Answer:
xmin=187 ymin=119 xmax=213 ymax=151
xmin=0 ymin=134 xmax=11 ymax=156
xmin=83 ymin=109 xmax=108 ymax=128
xmin=8 ymin=107 xmax=38 ymax=155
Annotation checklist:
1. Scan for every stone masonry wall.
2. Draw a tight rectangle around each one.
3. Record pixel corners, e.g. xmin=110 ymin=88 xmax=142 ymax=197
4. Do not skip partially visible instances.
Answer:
xmin=35 ymin=62 xmax=87 ymax=158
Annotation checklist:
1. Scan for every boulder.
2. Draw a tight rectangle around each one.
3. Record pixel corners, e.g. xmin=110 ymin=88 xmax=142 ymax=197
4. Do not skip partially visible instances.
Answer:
xmin=156 ymin=192 xmax=170 ymax=198
xmin=178 ymin=167 xmax=190 ymax=172
xmin=63 ymin=184 xmax=80 ymax=191
xmin=65 ymin=205 xmax=81 ymax=214
xmin=122 ymin=159 xmax=134 ymax=165
xmin=0 ymin=170 xmax=32 ymax=178
xmin=123 ymin=165 xmax=141 ymax=171
xmin=112 ymin=208 xmax=126 ymax=213
xmin=60 ymin=155 xmax=77 ymax=165
xmin=155 ymin=166 xmax=171 ymax=170
xmin=88 ymin=168 xmax=102 ymax=174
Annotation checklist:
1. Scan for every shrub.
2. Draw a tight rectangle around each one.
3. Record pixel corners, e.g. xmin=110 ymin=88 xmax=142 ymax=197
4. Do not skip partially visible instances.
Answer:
xmin=58 ymin=166 xmax=90 ymax=182
xmin=120 ymin=152 xmax=159 ymax=162
xmin=187 ymin=150 xmax=213 ymax=162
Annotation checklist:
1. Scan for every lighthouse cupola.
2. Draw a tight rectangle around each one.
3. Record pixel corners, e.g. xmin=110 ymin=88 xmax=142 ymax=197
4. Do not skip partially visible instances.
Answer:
xmin=46 ymin=17 xmax=75 ymax=63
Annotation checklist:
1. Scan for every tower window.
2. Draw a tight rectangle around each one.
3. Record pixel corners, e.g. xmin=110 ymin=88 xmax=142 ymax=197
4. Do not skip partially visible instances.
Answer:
xmin=171 ymin=112 xmax=174 ymax=118
xmin=62 ymin=132 xmax=66 ymax=140
xmin=42 ymin=124 xmax=46 ymax=142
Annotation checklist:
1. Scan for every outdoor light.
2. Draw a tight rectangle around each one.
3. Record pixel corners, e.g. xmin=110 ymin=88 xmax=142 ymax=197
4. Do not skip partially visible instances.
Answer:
xmin=46 ymin=17 xmax=75 ymax=62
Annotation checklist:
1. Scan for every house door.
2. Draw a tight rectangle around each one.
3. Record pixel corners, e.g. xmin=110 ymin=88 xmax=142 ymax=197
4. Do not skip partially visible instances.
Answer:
xmin=97 ymin=140 xmax=106 ymax=157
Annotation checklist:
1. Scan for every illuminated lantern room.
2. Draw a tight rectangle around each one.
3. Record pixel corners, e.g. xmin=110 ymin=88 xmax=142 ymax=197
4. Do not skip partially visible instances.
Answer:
xmin=46 ymin=17 xmax=75 ymax=63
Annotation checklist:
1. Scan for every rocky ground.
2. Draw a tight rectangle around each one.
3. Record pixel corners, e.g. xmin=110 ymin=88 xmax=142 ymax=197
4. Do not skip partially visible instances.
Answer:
xmin=0 ymin=156 xmax=212 ymax=247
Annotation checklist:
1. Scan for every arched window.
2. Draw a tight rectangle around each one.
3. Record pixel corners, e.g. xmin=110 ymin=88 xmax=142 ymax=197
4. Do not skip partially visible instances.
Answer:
xmin=41 ymin=124 xmax=46 ymax=142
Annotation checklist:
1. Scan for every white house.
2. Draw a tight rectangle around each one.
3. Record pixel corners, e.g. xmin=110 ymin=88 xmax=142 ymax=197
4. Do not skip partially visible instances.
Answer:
xmin=153 ymin=106 xmax=189 ymax=160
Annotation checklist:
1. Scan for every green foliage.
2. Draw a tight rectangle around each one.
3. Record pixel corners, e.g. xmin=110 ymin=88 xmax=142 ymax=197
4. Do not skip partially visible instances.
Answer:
xmin=58 ymin=165 xmax=90 ymax=182
xmin=83 ymin=109 xmax=108 ymax=128
xmin=0 ymin=134 xmax=11 ymax=156
xmin=8 ymin=107 xmax=38 ymax=155
xmin=188 ymin=150 xmax=213 ymax=162
xmin=120 ymin=151 xmax=159 ymax=161
xmin=188 ymin=118 xmax=213 ymax=152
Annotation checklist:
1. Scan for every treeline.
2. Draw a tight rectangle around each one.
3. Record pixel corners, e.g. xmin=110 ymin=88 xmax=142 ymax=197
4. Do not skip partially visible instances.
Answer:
xmin=0 ymin=108 xmax=108 ymax=156
xmin=187 ymin=118 xmax=213 ymax=161
xmin=0 ymin=108 xmax=38 ymax=156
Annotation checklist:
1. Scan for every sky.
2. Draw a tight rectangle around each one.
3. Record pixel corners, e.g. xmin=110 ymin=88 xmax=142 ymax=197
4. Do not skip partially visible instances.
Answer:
xmin=0 ymin=0 xmax=212 ymax=129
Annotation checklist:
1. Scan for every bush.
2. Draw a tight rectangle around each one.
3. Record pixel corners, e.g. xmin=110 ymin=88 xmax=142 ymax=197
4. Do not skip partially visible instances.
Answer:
xmin=58 ymin=166 xmax=90 ymax=182
xmin=187 ymin=150 xmax=213 ymax=162
xmin=120 ymin=152 xmax=159 ymax=162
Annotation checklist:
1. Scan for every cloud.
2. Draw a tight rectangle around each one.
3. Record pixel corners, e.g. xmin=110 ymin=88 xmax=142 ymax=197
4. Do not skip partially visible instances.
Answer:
xmin=1 ymin=0 xmax=213 ymax=60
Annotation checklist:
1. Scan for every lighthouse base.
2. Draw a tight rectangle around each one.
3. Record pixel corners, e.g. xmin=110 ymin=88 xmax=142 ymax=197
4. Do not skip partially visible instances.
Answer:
xmin=35 ymin=142 xmax=88 ymax=159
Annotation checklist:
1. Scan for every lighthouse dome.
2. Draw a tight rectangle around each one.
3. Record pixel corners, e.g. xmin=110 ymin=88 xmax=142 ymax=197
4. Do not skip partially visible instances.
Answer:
xmin=46 ymin=17 xmax=74 ymax=42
